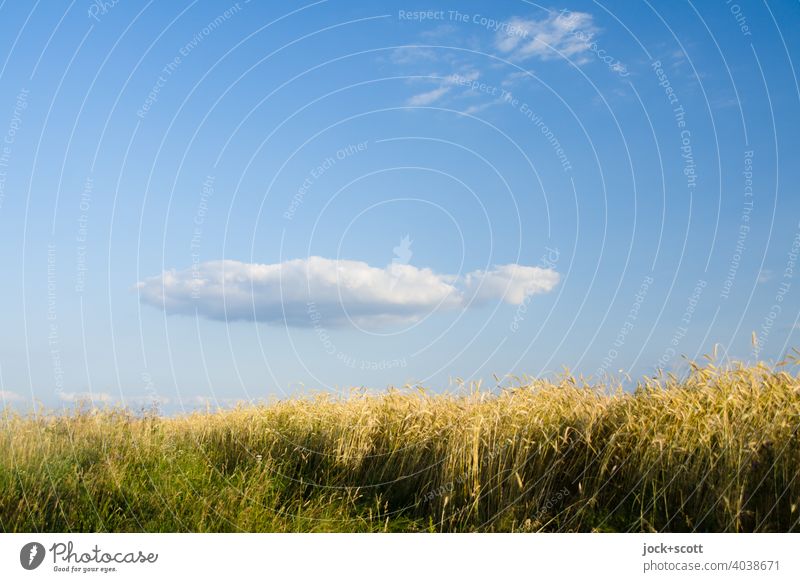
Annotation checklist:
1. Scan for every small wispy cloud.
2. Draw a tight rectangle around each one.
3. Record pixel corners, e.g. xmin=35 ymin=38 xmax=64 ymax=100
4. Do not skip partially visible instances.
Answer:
xmin=462 ymin=101 xmax=496 ymax=115
xmin=407 ymin=85 xmax=451 ymax=106
xmin=58 ymin=392 xmax=112 ymax=403
xmin=459 ymin=94 xmax=513 ymax=116
xmin=495 ymin=10 xmax=598 ymax=63
xmin=0 ymin=390 xmax=23 ymax=402
xmin=610 ymin=62 xmax=627 ymax=74
xmin=405 ymin=69 xmax=482 ymax=108
xmin=388 ymin=46 xmax=440 ymax=65
xmin=138 ymin=257 xmax=560 ymax=328
xmin=125 ymin=395 xmax=171 ymax=407
xmin=184 ymin=395 xmax=253 ymax=408
xmin=502 ymin=71 xmax=531 ymax=87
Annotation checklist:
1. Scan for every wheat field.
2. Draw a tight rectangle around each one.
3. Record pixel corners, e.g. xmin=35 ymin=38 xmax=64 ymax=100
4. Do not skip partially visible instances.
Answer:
xmin=1 ymin=358 xmax=799 ymax=532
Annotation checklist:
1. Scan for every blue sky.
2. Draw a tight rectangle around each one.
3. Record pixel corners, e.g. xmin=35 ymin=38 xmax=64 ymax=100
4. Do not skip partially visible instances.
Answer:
xmin=0 ymin=1 xmax=798 ymax=411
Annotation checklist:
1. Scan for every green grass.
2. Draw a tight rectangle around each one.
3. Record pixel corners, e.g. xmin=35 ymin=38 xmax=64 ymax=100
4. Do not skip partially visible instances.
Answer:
xmin=2 ymin=358 xmax=799 ymax=532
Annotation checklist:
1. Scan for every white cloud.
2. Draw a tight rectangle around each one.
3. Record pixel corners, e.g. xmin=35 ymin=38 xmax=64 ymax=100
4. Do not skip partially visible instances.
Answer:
xmin=389 ymin=47 xmax=440 ymax=65
xmin=450 ymin=70 xmax=480 ymax=83
xmin=502 ymin=71 xmax=531 ymax=87
xmin=405 ymin=69 xmax=480 ymax=108
xmin=138 ymin=257 xmax=560 ymax=328
xmin=407 ymin=85 xmax=451 ymax=106
xmin=462 ymin=102 xmax=495 ymax=115
xmin=460 ymin=95 xmax=511 ymax=116
xmin=0 ymin=390 xmax=23 ymax=402
xmin=58 ymin=392 xmax=112 ymax=403
xmin=125 ymin=395 xmax=171 ymax=407
xmin=464 ymin=264 xmax=561 ymax=305
xmin=757 ymin=270 xmax=773 ymax=284
xmin=495 ymin=10 xmax=598 ymax=62
xmin=184 ymin=396 xmax=253 ymax=408
xmin=610 ymin=62 xmax=628 ymax=74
